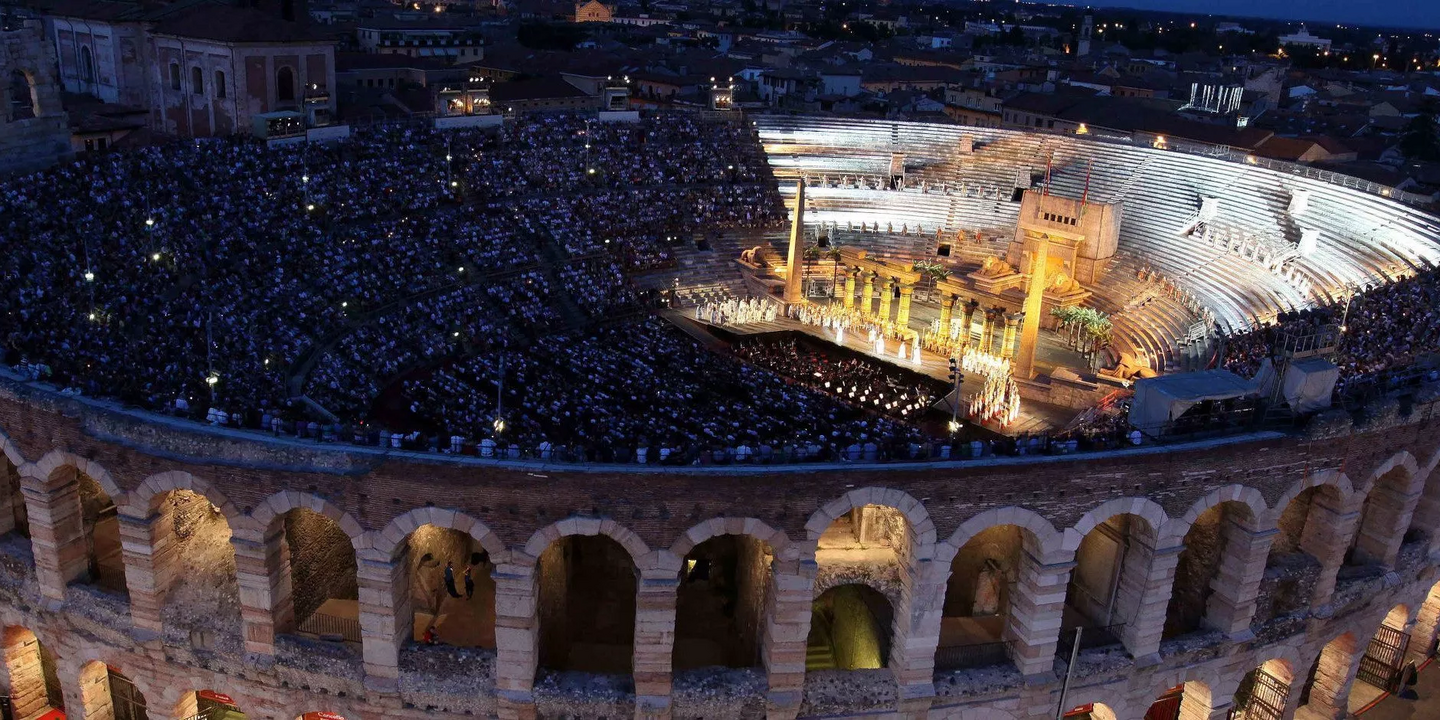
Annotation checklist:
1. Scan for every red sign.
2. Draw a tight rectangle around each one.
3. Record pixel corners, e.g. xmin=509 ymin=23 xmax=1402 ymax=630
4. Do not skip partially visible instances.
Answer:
xmin=35 ymin=711 xmax=67 ymax=720
xmin=198 ymin=690 xmax=236 ymax=706
xmin=302 ymin=713 xmax=346 ymax=720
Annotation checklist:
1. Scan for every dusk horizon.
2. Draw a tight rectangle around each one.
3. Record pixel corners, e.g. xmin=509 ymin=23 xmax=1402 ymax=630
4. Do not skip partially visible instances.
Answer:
xmin=1075 ymin=0 xmax=1440 ymax=32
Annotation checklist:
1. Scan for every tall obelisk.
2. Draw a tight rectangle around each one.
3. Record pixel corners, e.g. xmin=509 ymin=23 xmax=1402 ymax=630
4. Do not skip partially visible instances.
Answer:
xmin=784 ymin=178 xmax=806 ymax=304
xmin=1013 ymin=238 xmax=1048 ymax=380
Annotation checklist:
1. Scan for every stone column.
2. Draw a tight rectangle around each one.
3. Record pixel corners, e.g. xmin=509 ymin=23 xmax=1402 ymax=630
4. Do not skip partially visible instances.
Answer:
xmin=0 ymin=462 xmax=20 ymax=537
xmin=77 ymin=661 xmax=115 ymax=720
xmin=1 ymin=632 xmax=52 ymax=719
xmin=1114 ymin=537 xmax=1183 ymax=665
xmin=119 ymin=509 xmax=171 ymax=637
xmin=494 ymin=562 xmax=540 ymax=720
xmin=1001 ymin=313 xmax=1021 ymax=359
xmin=173 ymin=691 xmax=200 ymax=720
xmin=979 ymin=312 xmax=994 ymax=355
xmin=1204 ymin=524 xmax=1275 ymax=638
xmin=861 ymin=275 xmax=875 ymax=317
xmin=880 ymin=280 xmax=896 ymax=324
xmin=232 ymin=524 xmax=292 ymax=656
xmin=783 ymin=179 xmax=806 ymax=304
xmin=1014 ymin=239 xmax=1050 ymax=379
xmin=634 ymin=569 xmax=679 ymax=720
xmin=894 ymin=558 xmax=945 ymax=719
xmin=962 ymin=304 xmax=977 ymax=347
xmin=763 ymin=558 xmax=815 ymax=720
xmin=357 ymin=550 xmax=410 ymax=693
xmin=19 ymin=466 xmax=86 ymax=605
xmin=1352 ymin=484 xmax=1422 ymax=568
xmin=1408 ymin=587 xmax=1440 ymax=664
xmin=1298 ymin=638 xmax=1365 ymax=720
xmin=1006 ymin=549 xmax=1073 ymax=678
xmin=1304 ymin=495 xmax=1362 ymax=610
xmin=896 ymin=285 xmax=914 ymax=329
xmin=843 ymin=272 xmax=857 ymax=310
xmin=939 ymin=296 xmax=955 ymax=331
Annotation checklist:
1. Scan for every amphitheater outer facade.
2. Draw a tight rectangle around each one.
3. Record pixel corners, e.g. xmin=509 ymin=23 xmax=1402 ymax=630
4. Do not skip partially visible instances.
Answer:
xmin=0 ymin=369 xmax=1439 ymax=720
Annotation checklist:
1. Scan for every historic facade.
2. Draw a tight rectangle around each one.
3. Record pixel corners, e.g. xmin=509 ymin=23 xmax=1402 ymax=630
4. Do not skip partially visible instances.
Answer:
xmin=0 ymin=372 xmax=1438 ymax=720
xmin=0 ymin=7 xmax=73 ymax=175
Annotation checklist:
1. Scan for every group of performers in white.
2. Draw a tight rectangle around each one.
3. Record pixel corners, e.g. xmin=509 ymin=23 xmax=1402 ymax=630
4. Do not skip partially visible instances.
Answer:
xmin=695 ymin=296 xmax=778 ymax=326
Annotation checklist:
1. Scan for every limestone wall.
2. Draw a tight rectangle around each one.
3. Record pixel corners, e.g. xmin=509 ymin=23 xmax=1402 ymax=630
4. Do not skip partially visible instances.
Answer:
xmin=0 ymin=14 xmax=73 ymax=176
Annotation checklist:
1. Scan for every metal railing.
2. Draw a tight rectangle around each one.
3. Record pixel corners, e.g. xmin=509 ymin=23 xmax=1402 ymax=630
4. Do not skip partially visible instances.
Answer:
xmin=934 ymin=639 xmax=1013 ymax=671
xmin=299 ymin=611 xmax=362 ymax=643
xmin=1055 ymin=624 xmax=1126 ymax=657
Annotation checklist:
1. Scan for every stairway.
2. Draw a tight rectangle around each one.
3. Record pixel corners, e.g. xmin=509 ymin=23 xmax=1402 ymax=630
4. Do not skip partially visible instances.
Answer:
xmin=805 ymin=613 xmax=838 ymax=671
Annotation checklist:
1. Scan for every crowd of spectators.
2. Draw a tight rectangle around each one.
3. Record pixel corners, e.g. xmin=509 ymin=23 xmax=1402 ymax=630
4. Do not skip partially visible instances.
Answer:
xmin=731 ymin=337 xmax=940 ymax=422
xmin=0 ymin=112 xmax=782 ymax=428
xmin=1221 ymin=269 xmax=1440 ymax=396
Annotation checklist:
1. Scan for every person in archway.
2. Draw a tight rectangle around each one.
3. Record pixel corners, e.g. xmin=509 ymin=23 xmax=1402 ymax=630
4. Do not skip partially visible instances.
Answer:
xmin=464 ymin=565 xmax=475 ymax=600
xmin=444 ymin=561 xmax=461 ymax=598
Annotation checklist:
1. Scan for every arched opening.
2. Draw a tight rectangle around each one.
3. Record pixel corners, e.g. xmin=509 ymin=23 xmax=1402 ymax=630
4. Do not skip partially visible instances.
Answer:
xmin=402 ymin=524 xmax=495 ymax=648
xmin=191 ymin=67 xmax=204 ymax=96
xmin=0 ymin=458 xmax=28 ymax=539
xmin=168 ymin=63 xmax=181 ymax=91
xmin=80 ymin=46 xmax=94 ymax=83
xmin=78 ymin=471 xmax=125 ymax=594
xmin=1231 ymin=659 xmax=1293 ymax=720
xmin=1411 ymin=580 xmax=1440 ymax=663
xmin=1344 ymin=605 xmax=1414 ymax=711
xmin=1297 ymin=632 xmax=1361 ymax=717
xmin=8 ymin=70 xmax=37 ymax=121
xmin=176 ymin=690 xmax=245 ymax=720
xmin=936 ymin=524 xmax=1030 ymax=671
xmin=1059 ymin=513 xmax=1158 ymax=656
xmin=813 ymin=504 xmax=914 ymax=671
xmin=2 ymin=627 xmax=63 ymax=718
xmin=1257 ymin=484 xmax=1344 ymax=623
xmin=1163 ymin=501 xmax=1257 ymax=639
xmin=276 ymin=66 xmax=295 ymax=102
xmin=277 ymin=508 xmax=359 ymax=643
xmin=807 ymin=584 xmax=892 ymax=670
xmin=1062 ymin=702 xmax=1119 ymax=720
xmin=1142 ymin=681 xmax=1213 ymax=720
xmin=215 ymin=70 xmax=227 ymax=99
xmin=674 ymin=534 xmax=772 ymax=670
xmin=1347 ymin=466 xmax=1416 ymax=569
xmin=537 ymin=535 xmax=636 ymax=674
xmin=149 ymin=489 xmax=239 ymax=642
xmin=78 ymin=661 xmax=147 ymax=720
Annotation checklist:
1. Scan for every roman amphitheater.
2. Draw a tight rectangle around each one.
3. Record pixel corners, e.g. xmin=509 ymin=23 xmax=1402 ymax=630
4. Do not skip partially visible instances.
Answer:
xmin=1 ymin=112 xmax=1440 ymax=720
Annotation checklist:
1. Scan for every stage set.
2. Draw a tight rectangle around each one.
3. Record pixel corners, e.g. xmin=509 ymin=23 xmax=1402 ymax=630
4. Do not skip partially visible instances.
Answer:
xmin=680 ymin=179 xmax=1145 ymax=436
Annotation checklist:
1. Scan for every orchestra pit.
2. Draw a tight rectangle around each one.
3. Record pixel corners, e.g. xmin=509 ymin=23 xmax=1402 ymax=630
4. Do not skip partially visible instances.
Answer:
xmin=0 ymin=111 xmax=1439 ymax=720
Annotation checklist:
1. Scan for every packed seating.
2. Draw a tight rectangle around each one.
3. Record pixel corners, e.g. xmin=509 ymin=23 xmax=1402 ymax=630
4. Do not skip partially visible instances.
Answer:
xmin=731 ymin=337 xmax=940 ymax=422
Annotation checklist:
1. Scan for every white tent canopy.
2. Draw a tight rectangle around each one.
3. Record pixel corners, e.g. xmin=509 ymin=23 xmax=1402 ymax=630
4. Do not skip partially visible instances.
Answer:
xmin=1128 ymin=370 xmax=1255 ymax=434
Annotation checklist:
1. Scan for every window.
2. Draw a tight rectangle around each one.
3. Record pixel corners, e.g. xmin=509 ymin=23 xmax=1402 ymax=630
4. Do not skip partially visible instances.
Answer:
xmin=276 ymin=66 xmax=295 ymax=101
xmin=80 ymin=46 xmax=94 ymax=82
xmin=169 ymin=63 xmax=181 ymax=91
xmin=8 ymin=70 xmax=36 ymax=121
xmin=191 ymin=67 xmax=204 ymax=95
xmin=214 ymin=70 xmax=226 ymax=98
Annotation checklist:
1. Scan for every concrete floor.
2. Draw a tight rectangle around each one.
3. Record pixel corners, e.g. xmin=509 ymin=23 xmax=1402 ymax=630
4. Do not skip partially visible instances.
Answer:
xmin=1356 ymin=658 xmax=1439 ymax=719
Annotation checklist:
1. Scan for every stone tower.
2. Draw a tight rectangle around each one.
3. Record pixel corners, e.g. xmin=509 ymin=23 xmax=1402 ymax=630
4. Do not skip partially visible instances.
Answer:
xmin=0 ymin=7 xmax=72 ymax=176
xmin=1077 ymin=14 xmax=1093 ymax=57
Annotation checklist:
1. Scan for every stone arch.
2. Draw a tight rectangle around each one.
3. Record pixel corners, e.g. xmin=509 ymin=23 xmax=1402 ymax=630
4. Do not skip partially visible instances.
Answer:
xmin=1061 ymin=696 xmax=1127 ymax=720
xmin=809 ymin=583 xmax=894 ymax=670
xmin=1064 ymin=496 xmax=1167 ymax=551
xmin=7 ymin=69 xmax=37 ymax=121
xmin=1358 ymin=451 xmax=1421 ymax=496
xmin=936 ymin=506 xmax=1063 ymax=563
xmin=669 ymin=516 xmax=793 ymax=563
xmin=0 ymin=426 xmax=26 ymax=468
xmin=521 ymin=516 xmax=650 ymax=567
xmin=370 ymin=506 xmax=508 ymax=562
xmin=120 ymin=470 xmax=248 ymax=529
xmin=1263 ymin=469 xmax=1354 ymax=529
xmin=74 ymin=657 xmax=153 ymax=720
xmin=1157 ymin=485 xmax=1266 ymax=544
xmin=1247 ymin=645 xmax=1305 ymax=686
xmin=25 ymin=450 xmax=125 ymax=507
xmin=1297 ymin=630 xmax=1363 ymax=714
xmin=2 ymin=625 xmax=62 ymax=718
xmin=805 ymin=486 xmax=936 ymax=551
xmin=276 ymin=65 xmax=296 ymax=102
xmin=249 ymin=491 xmax=364 ymax=545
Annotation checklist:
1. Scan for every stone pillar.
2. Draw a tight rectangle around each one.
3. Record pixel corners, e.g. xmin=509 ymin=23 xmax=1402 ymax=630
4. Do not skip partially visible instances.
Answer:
xmin=78 ymin=662 xmax=116 ymax=720
xmin=896 ymin=285 xmax=914 ymax=329
xmin=880 ymin=280 xmax=896 ymax=324
xmin=19 ymin=466 xmax=86 ymax=604
xmin=979 ymin=312 xmax=994 ymax=355
xmin=763 ymin=559 xmax=816 ymax=720
xmin=232 ymin=524 xmax=292 ymax=655
xmin=357 ymin=551 xmax=410 ymax=693
xmin=1205 ymin=523 xmax=1275 ymax=638
xmin=1114 ymin=537 xmax=1183 ymax=665
xmin=894 ymin=558 xmax=946 ymax=719
xmin=1014 ymin=239 xmax=1050 ymax=379
xmin=1178 ymin=696 xmax=1232 ymax=720
xmin=939 ymin=296 xmax=955 ymax=332
xmin=1006 ymin=549 xmax=1073 ymax=678
xmin=962 ymin=304 xmax=977 ymax=347
xmin=635 ymin=569 xmax=678 ymax=720
xmin=843 ymin=272 xmax=857 ymax=310
xmin=1352 ymin=484 xmax=1422 ymax=568
xmin=494 ymin=562 xmax=540 ymax=720
xmin=173 ymin=691 xmax=200 ymax=720
xmin=1 ymin=631 xmax=52 ymax=719
xmin=783 ymin=179 xmax=806 ymax=304
xmin=119 ymin=509 xmax=170 ymax=636
xmin=1304 ymin=495 xmax=1362 ymax=610
xmin=861 ymin=275 xmax=875 ymax=317
xmin=1001 ymin=313 xmax=1021 ymax=359
xmin=1408 ymin=587 xmax=1440 ymax=664
xmin=1298 ymin=638 xmax=1365 ymax=720
xmin=0 ymin=462 xmax=20 ymax=537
